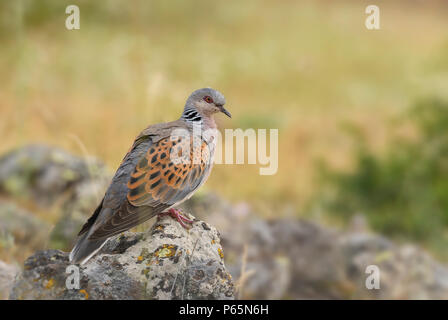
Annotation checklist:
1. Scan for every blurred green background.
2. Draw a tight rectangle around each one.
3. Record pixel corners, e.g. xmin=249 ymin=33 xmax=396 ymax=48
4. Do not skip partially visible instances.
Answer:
xmin=1 ymin=0 xmax=448 ymax=260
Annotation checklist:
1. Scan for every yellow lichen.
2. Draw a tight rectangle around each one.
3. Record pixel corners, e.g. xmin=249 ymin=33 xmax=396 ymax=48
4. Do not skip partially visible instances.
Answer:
xmin=218 ymin=248 xmax=224 ymax=259
xmin=155 ymin=244 xmax=176 ymax=258
xmin=137 ymin=255 xmax=143 ymax=261
xmin=79 ymin=289 xmax=89 ymax=300
xmin=374 ymin=250 xmax=393 ymax=263
xmin=62 ymin=169 xmax=76 ymax=181
xmin=45 ymin=278 xmax=55 ymax=289
xmin=211 ymin=239 xmax=216 ymax=244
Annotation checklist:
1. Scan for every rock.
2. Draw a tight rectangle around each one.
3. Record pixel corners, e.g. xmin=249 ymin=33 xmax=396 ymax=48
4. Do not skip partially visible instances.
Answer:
xmin=227 ymin=217 xmax=448 ymax=299
xmin=0 ymin=200 xmax=51 ymax=253
xmin=342 ymin=234 xmax=448 ymax=299
xmin=0 ymin=144 xmax=108 ymax=207
xmin=0 ymin=145 xmax=111 ymax=261
xmin=49 ymin=178 xmax=109 ymax=251
xmin=0 ymin=260 xmax=19 ymax=300
xmin=184 ymin=193 xmax=448 ymax=299
xmin=9 ymin=213 xmax=234 ymax=300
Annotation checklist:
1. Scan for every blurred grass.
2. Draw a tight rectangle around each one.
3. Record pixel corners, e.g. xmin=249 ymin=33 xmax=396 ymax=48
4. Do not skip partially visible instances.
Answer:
xmin=316 ymin=98 xmax=448 ymax=259
xmin=1 ymin=0 xmax=448 ymax=225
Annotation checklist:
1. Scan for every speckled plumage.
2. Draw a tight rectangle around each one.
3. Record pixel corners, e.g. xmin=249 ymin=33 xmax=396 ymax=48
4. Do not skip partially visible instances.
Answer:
xmin=70 ymin=88 xmax=230 ymax=265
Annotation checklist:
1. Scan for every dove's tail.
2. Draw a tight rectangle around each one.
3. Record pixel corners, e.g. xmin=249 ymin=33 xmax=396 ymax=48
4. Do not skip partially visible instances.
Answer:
xmin=69 ymin=232 xmax=108 ymax=265
xmin=69 ymin=200 xmax=108 ymax=265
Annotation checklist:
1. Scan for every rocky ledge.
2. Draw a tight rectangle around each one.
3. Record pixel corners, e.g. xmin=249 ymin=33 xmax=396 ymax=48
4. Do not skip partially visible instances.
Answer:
xmin=9 ymin=213 xmax=234 ymax=300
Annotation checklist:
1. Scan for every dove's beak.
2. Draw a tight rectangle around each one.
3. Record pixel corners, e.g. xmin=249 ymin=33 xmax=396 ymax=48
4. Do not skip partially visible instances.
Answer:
xmin=218 ymin=105 xmax=231 ymax=118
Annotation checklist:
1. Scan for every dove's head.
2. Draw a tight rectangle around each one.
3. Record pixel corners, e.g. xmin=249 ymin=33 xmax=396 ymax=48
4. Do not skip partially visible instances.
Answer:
xmin=184 ymin=88 xmax=231 ymax=119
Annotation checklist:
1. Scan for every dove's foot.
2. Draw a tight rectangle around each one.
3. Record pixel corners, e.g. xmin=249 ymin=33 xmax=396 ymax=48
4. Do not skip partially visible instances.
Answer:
xmin=158 ymin=208 xmax=194 ymax=229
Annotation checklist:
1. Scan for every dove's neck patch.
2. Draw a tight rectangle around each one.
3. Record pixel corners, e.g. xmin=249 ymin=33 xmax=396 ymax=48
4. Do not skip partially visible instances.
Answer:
xmin=181 ymin=108 xmax=202 ymax=123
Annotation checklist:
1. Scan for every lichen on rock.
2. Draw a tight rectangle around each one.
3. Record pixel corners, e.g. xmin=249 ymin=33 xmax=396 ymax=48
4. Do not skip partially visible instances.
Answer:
xmin=9 ymin=213 xmax=235 ymax=300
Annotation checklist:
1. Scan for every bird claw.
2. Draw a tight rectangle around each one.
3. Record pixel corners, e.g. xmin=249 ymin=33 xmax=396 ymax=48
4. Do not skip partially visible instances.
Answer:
xmin=158 ymin=208 xmax=194 ymax=229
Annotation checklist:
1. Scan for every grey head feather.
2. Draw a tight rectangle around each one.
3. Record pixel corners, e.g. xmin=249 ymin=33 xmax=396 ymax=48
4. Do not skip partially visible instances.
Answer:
xmin=184 ymin=88 xmax=226 ymax=109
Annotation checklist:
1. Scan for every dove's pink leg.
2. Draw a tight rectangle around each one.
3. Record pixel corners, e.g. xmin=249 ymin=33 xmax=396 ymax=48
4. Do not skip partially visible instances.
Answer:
xmin=158 ymin=208 xmax=194 ymax=229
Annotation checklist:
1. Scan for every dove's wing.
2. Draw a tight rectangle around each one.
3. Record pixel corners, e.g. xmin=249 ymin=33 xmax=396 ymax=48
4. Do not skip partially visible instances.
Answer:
xmin=86 ymin=132 xmax=213 ymax=240
xmin=70 ymin=132 xmax=155 ymax=264
xmin=76 ymin=133 xmax=155 ymax=237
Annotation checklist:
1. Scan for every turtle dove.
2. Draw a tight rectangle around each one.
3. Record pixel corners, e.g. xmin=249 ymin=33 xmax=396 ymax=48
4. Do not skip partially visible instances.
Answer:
xmin=69 ymin=88 xmax=230 ymax=265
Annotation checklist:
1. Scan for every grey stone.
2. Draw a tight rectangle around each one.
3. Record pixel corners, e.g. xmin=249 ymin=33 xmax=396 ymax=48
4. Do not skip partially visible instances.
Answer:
xmin=0 ymin=260 xmax=19 ymax=300
xmin=49 ymin=178 xmax=109 ymax=251
xmin=0 ymin=144 xmax=108 ymax=207
xmin=185 ymin=193 xmax=448 ymax=299
xmin=0 ymin=200 xmax=50 ymax=252
xmin=232 ymin=218 xmax=448 ymax=299
xmin=9 ymin=213 xmax=234 ymax=300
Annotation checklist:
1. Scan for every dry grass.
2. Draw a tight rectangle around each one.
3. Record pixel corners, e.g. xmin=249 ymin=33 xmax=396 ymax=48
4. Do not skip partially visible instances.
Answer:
xmin=1 ymin=0 xmax=448 ymax=218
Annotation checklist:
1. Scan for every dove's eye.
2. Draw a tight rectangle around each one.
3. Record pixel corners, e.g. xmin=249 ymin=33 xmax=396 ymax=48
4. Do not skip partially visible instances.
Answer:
xmin=204 ymin=96 xmax=213 ymax=104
